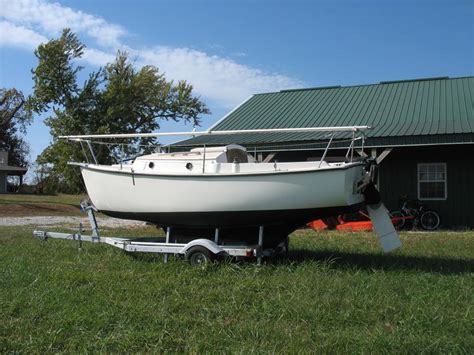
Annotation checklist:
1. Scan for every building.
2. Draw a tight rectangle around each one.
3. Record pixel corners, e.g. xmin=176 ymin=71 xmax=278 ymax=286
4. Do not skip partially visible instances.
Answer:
xmin=0 ymin=151 xmax=27 ymax=193
xmin=175 ymin=76 xmax=474 ymax=228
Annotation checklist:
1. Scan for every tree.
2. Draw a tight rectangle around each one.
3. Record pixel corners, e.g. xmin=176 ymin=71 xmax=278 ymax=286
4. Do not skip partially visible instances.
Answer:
xmin=30 ymin=29 xmax=210 ymax=193
xmin=0 ymin=88 xmax=32 ymax=167
xmin=31 ymin=161 xmax=56 ymax=194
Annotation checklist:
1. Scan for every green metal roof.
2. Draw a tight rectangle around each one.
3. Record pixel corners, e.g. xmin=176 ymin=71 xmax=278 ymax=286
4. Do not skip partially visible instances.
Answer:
xmin=176 ymin=76 xmax=474 ymax=149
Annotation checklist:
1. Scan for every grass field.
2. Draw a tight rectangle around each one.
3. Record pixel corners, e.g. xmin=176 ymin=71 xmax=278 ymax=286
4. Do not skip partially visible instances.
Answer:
xmin=1 ymin=223 xmax=473 ymax=353
xmin=0 ymin=194 xmax=87 ymax=217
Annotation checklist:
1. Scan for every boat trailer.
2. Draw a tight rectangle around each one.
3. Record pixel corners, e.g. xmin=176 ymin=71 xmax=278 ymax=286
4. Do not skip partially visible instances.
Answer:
xmin=33 ymin=201 xmax=277 ymax=266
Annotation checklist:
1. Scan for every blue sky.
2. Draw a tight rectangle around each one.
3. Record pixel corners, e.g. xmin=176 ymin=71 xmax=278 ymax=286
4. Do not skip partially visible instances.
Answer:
xmin=0 ymin=0 xmax=473 ymax=161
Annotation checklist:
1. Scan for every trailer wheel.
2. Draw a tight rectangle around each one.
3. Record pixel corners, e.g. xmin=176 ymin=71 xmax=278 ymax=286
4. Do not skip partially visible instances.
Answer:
xmin=186 ymin=246 xmax=213 ymax=266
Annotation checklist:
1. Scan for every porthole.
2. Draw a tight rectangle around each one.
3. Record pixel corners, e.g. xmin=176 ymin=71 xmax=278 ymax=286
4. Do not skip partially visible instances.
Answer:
xmin=186 ymin=162 xmax=193 ymax=170
xmin=148 ymin=162 xmax=155 ymax=169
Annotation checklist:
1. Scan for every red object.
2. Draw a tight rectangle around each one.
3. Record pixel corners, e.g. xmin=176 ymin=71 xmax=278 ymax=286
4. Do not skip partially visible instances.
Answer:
xmin=309 ymin=210 xmax=403 ymax=232
xmin=336 ymin=220 xmax=373 ymax=231
xmin=309 ymin=210 xmax=374 ymax=232
xmin=307 ymin=219 xmax=328 ymax=230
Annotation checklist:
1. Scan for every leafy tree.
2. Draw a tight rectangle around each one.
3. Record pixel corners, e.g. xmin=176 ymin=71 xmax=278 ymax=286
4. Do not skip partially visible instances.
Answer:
xmin=30 ymin=29 xmax=210 ymax=193
xmin=0 ymin=88 xmax=32 ymax=167
xmin=31 ymin=161 xmax=57 ymax=194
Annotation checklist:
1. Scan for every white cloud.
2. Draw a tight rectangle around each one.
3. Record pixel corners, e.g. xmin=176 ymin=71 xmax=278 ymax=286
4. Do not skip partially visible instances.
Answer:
xmin=0 ymin=21 xmax=47 ymax=49
xmin=81 ymin=48 xmax=116 ymax=67
xmin=233 ymin=51 xmax=247 ymax=58
xmin=0 ymin=0 xmax=126 ymax=47
xmin=137 ymin=47 xmax=302 ymax=107
xmin=0 ymin=0 xmax=303 ymax=109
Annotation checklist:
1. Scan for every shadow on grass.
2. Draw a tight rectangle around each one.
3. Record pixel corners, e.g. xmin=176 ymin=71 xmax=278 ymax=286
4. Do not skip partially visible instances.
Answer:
xmin=126 ymin=247 xmax=473 ymax=275
xmin=20 ymin=203 xmax=79 ymax=211
xmin=88 ymin=233 xmax=474 ymax=275
xmin=282 ymin=249 xmax=474 ymax=275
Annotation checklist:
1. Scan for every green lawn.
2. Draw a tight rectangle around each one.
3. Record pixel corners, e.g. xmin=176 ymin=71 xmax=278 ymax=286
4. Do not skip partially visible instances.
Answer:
xmin=1 ymin=226 xmax=472 ymax=353
xmin=0 ymin=193 xmax=85 ymax=205
xmin=0 ymin=194 xmax=87 ymax=217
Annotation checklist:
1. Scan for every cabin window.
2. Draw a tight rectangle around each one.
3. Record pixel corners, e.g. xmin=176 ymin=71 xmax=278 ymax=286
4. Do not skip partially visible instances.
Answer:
xmin=417 ymin=163 xmax=447 ymax=200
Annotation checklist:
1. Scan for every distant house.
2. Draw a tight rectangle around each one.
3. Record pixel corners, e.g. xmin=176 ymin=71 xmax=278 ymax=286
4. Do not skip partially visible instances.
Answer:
xmin=0 ymin=151 xmax=27 ymax=193
xmin=175 ymin=76 xmax=474 ymax=228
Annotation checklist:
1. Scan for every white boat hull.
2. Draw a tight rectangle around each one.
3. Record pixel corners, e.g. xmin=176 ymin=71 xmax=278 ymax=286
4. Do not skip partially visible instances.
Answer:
xmin=81 ymin=162 xmax=365 ymax=235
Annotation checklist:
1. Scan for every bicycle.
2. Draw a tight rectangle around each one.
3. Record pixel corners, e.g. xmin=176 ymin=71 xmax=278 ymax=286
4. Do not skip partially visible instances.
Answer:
xmin=389 ymin=198 xmax=440 ymax=231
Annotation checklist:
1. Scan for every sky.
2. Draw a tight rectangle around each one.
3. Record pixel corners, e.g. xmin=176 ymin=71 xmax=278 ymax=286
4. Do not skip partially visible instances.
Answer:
xmin=0 ymin=0 xmax=473 ymax=162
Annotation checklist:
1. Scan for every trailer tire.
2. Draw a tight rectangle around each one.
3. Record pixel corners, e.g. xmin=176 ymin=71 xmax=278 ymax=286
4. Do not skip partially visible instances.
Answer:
xmin=186 ymin=246 xmax=213 ymax=266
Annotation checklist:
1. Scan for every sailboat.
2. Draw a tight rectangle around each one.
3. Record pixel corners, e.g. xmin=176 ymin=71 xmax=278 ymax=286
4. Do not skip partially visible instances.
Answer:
xmin=62 ymin=126 xmax=401 ymax=252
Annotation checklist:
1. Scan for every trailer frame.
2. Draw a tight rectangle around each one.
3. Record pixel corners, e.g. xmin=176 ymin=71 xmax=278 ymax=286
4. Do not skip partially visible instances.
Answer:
xmin=33 ymin=201 xmax=276 ymax=266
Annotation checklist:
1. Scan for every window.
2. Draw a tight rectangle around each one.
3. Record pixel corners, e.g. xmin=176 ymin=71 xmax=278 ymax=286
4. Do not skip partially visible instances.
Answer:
xmin=417 ymin=163 xmax=447 ymax=200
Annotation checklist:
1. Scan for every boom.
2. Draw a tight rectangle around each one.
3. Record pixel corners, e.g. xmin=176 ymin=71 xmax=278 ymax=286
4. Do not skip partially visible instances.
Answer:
xmin=59 ymin=126 xmax=372 ymax=140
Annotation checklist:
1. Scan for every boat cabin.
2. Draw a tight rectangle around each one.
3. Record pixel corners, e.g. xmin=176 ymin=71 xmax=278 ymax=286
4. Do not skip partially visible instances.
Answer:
xmin=130 ymin=145 xmax=256 ymax=174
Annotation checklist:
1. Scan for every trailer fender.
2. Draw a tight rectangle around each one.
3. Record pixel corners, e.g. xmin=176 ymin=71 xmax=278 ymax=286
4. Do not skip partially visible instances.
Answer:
xmin=179 ymin=239 xmax=225 ymax=256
